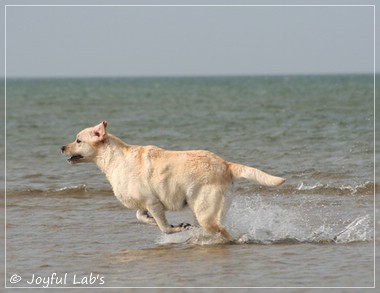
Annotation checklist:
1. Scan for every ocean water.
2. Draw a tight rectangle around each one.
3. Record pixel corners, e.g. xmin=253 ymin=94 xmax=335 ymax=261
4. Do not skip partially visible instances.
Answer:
xmin=3 ymin=75 xmax=377 ymax=288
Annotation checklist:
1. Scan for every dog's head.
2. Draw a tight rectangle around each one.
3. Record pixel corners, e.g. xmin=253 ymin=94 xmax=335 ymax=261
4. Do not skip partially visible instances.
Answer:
xmin=61 ymin=121 xmax=108 ymax=164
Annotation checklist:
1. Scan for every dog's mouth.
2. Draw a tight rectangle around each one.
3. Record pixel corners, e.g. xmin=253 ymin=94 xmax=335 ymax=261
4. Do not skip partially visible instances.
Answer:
xmin=68 ymin=154 xmax=84 ymax=163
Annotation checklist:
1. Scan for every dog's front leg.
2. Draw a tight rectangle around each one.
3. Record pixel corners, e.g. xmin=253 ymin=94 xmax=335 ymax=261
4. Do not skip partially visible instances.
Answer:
xmin=136 ymin=209 xmax=157 ymax=225
xmin=146 ymin=201 xmax=185 ymax=234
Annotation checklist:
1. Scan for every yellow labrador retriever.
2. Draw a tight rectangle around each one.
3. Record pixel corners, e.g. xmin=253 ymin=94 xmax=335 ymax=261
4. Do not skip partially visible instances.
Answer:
xmin=61 ymin=121 xmax=285 ymax=241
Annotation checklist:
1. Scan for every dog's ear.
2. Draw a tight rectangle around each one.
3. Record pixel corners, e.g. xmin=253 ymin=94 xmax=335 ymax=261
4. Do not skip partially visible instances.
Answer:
xmin=92 ymin=121 xmax=107 ymax=142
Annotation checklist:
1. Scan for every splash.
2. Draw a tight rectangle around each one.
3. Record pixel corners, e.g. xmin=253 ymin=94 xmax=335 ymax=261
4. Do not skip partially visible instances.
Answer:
xmin=333 ymin=215 xmax=372 ymax=243
xmin=228 ymin=197 xmax=373 ymax=245
xmin=157 ymin=228 xmax=229 ymax=246
xmin=226 ymin=196 xmax=304 ymax=244
xmin=156 ymin=196 xmax=373 ymax=246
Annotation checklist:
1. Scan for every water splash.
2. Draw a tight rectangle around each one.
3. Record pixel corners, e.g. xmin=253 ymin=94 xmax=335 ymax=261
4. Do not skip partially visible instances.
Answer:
xmin=157 ymin=228 xmax=228 ymax=246
xmin=333 ymin=215 xmax=372 ymax=243
xmin=226 ymin=196 xmax=304 ymax=244
xmin=157 ymin=196 xmax=373 ymax=246
xmin=228 ymin=197 xmax=373 ymax=245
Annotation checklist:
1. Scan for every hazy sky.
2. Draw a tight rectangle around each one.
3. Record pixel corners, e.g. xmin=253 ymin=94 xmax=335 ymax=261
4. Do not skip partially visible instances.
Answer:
xmin=4 ymin=4 xmax=375 ymax=77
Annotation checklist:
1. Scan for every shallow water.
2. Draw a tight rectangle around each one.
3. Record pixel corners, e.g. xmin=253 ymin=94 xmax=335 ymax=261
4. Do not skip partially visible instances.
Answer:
xmin=5 ymin=191 xmax=375 ymax=288
xmin=3 ymin=75 xmax=376 ymax=288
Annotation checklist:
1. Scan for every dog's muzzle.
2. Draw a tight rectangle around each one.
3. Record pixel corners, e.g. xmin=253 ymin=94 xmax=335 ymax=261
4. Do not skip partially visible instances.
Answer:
xmin=61 ymin=146 xmax=84 ymax=163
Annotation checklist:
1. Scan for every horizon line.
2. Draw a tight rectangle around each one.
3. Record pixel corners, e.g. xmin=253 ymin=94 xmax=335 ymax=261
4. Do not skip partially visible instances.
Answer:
xmin=2 ymin=72 xmax=376 ymax=80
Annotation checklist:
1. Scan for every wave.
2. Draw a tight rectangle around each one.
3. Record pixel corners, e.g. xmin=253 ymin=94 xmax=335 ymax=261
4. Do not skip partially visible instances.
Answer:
xmin=5 ymin=180 xmax=375 ymax=198
xmin=6 ymin=182 xmax=373 ymax=246
xmin=5 ymin=185 xmax=113 ymax=198
xmin=293 ymin=181 xmax=375 ymax=195
xmin=237 ymin=180 xmax=375 ymax=196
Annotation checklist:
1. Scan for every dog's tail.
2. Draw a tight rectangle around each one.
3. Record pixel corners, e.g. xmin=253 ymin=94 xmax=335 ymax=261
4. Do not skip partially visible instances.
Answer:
xmin=228 ymin=162 xmax=286 ymax=187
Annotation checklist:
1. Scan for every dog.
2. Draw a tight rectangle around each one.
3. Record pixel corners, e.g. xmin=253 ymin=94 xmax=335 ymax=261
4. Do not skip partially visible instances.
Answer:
xmin=61 ymin=121 xmax=285 ymax=241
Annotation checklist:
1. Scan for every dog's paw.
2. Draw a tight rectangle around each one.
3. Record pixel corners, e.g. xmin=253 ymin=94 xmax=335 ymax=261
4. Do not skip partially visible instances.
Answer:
xmin=171 ymin=223 xmax=192 ymax=230
xmin=178 ymin=223 xmax=192 ymax=230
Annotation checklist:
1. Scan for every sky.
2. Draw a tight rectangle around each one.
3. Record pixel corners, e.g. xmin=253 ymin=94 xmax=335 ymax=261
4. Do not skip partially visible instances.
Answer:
xmin=3 ymin=2 xmax=376 ymax=77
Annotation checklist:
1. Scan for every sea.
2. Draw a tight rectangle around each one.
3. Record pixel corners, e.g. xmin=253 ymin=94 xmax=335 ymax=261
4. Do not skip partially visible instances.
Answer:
xmin=2 ymin=74 xmax=377 ymax=290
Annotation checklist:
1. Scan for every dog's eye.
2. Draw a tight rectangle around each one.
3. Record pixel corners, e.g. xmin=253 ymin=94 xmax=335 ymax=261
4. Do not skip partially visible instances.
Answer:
xmin=76 ymin=139 xmax=82 ymax=144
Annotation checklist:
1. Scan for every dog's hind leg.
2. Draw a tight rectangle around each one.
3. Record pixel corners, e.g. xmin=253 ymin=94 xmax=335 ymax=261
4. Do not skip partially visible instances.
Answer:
xmin=136 ymin=209 xmax=157 ymax=225
xmin=196 ymin=209 xmax=233 ymax=242
xmin=193 ymin=187 xmax=234 ymax=242
xmin=202 ymin=222 xmax=233 ymax=242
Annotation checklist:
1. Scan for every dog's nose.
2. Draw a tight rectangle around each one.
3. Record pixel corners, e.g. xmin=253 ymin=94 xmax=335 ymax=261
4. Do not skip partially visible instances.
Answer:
xmin=61 ymin=146 xmax=66 ymax=153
